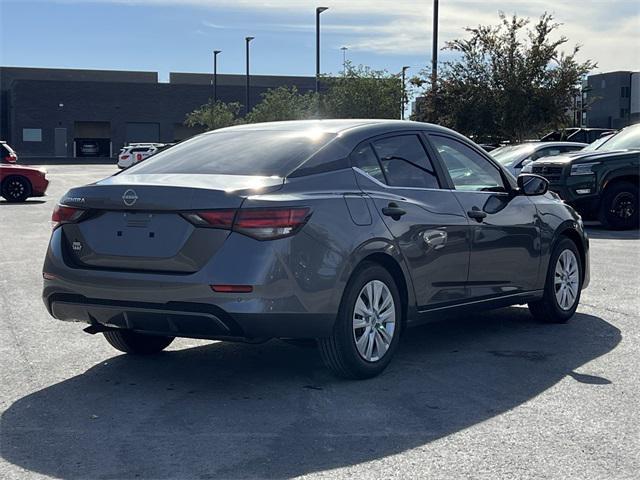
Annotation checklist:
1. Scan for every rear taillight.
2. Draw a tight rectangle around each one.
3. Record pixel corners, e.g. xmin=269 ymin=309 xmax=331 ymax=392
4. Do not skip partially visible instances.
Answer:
xmin=4 ymin=154 xmax=16 ymax=163
xmin=234 ymin=208 xmax=311 ymax=239
xmin=183 ymin=207 xmax=311 ymax=240
xmin=120 ymin=154 xmax=130 ymax=160
xmin=51 ymin=205 xmax=85 ymax=229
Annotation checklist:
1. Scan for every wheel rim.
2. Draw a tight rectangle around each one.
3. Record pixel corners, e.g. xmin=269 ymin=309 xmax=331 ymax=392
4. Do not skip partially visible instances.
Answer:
xmin=6 ymin=179 xmax=25 ymax=199
xmin=554 ymin=250 xmax=579 ymax=311
xmin=352 ymin=280 xmax=396 ymax=362
xmin=610 ymin=192 xmax=635 ymax=220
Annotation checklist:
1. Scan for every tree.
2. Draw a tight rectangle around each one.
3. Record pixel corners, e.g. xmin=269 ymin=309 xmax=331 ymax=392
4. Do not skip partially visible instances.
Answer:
xmin=185 ymin=100 xmax=242 ymax=131
xmin=245 ymin=86 xmax=318 ymax=123
xmin=412 ymin=12 xmax=596 ymax=142
xmin=322 ymin=62 xmax=401 ymax=119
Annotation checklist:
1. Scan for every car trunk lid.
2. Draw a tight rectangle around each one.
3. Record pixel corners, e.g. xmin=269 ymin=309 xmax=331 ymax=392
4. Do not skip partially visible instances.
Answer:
xmin=59 ymin=174 xmax=283 ymax=273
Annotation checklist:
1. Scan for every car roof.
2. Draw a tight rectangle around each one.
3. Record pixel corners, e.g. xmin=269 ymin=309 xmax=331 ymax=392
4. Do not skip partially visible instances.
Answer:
xmin=210 ymin=119 xmax=450 ymax=135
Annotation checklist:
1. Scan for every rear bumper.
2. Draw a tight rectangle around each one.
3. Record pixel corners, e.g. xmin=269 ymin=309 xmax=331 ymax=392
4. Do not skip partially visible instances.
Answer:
xmin=45 ymin=293 xmax=334 ymax=339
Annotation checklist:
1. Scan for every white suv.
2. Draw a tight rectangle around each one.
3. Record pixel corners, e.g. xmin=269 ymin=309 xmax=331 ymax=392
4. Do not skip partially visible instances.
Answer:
xmin=117 ymin=143 xmax=168 ymax=169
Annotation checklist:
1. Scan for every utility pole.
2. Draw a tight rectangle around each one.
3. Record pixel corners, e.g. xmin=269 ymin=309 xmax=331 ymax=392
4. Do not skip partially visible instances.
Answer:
xmin=401 ymin=66 xmax=410 ymax=120
xmin=316 ymin=7 xmax=329 ymax=93
xmin=431 ymin=0 xmax=439 ymax=90
xmin=245 ymin=37 xmax=254 ymax=115
xmin=213 ymin=50 xmax=221 ymax=103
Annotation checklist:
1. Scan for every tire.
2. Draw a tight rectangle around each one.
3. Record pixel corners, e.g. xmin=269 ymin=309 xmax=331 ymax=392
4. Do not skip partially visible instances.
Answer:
xmin=1 ymin=175 xmax=32 ymax=202
xmin=528 ymin=238 xmax=582 ymax=324
xmin=103 ymin=330 xmax=174 ymax=354
xmin=318 ymin=262 xmax=402 ymax=379
xmin=599 ymin=181 xmax=639 ymax=230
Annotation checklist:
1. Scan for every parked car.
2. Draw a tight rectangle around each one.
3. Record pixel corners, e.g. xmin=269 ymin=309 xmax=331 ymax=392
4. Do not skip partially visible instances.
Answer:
xmin=492 ymin=141 xmax=587 ymax=176
xmin=1 ymin=164 xmax=49 ymax=202
xmin=540 ymin=128 xmax=616 ymax=144
xmin=117 ymin=143 xmax=169 ymax=169
xmin=524 ymin=124 xmax=639 ymax=230
xmin=1 ymin=141 xmax=18 ymax=164
xmin=43 ymin=120 xmax=590 ymax=379
xmin=79 ymin=142 xmax=100 ymax=156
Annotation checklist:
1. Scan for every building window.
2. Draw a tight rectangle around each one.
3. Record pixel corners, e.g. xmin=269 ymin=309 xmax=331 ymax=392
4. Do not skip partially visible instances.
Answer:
xmin=621 ymin=86 xmax=630 ymax=98
xmin=23 ymin=128 xmax=42 ymax=142
xmin=601 ymin=79 xmax=606 ymax=89
xmin=620 ymin=108 xmax=629 ymax=118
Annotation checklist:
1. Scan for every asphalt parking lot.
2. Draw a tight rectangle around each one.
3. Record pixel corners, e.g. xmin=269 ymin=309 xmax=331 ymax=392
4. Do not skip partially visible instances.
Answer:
xmin=1 ymin=164 xmax=639 ymax=480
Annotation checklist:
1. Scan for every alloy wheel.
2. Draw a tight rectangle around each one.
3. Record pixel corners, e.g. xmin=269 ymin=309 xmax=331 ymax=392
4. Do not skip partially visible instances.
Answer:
xmin=352 ymin=280 xmax=396 ymax=362
xmin=554 ymin=250 xmax=579 ymax=311
xmin=610 ymin=192 xmax=635 ymax=220
xmin=7 ymin=179 xmax=25 ymax=200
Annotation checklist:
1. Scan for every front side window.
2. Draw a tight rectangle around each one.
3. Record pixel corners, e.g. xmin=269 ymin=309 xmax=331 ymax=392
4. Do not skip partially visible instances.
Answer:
xmin=430 ymin=135 xmax=506 ymax=192
xmin=371 ymin=135 xmax=440 ymax=189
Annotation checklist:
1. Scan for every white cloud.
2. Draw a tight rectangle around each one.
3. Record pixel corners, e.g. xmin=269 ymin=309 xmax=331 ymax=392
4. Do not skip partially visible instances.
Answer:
xmin=46 ymin=0 xmax=640 ymax=71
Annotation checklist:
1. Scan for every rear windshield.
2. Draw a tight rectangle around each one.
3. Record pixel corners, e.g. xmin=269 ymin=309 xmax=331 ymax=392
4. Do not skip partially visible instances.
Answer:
xmin=123 ymin=130 xmax=336 ymax=177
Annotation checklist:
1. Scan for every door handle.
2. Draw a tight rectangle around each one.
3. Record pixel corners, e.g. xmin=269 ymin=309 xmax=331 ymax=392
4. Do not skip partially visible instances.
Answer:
xmin=382 ymin=203 xmax=406 ymax=220
xmin=467 ymin=207 xmax=487 ymax=222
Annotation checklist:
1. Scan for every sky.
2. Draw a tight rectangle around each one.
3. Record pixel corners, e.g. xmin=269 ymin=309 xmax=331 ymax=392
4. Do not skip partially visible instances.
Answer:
xmin=1 ymin=0 xmax=639 ymax=82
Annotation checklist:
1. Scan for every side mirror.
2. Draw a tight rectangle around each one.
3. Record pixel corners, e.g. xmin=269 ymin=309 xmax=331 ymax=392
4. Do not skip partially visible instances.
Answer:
xmin=517 ymin=174 xmax=549 ymax=196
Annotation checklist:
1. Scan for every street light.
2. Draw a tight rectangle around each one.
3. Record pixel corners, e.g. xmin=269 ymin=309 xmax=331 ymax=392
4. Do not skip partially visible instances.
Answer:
xmin=245 ymin=36 xmax=255 ymax=115
xmin=401 ymin=66 xmax=410 ymax=120
xmin=316 ymin=7 xmax=329 ymax=94
xmin=213 ymin=50 xmax=222 ymax=103
xmin=340 ymin=46 xmax=348 ymax=73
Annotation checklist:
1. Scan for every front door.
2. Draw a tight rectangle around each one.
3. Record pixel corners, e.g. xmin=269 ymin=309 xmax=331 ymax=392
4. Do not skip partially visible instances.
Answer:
xmin=427 ymin=134 xmax=540 ymax=299
xmin=54 ymin=128 xmax=67 ymax=157
xmin=351 ymin=133 xmax=470 ymax=308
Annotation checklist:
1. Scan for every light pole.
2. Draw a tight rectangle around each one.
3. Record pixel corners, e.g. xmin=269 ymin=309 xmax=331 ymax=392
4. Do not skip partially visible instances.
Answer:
xmin=340 ymin=46 xmax=348 ymax=73
xmin=316 ymin=7 xmax=328 ymax=94
xmin=401 ymin=66 xmax=410 ymax=120
xmin=431 ymin=0 xmax=439 ymax=90
xmin=213 ymin=50 xmax=221 ymax=103
xmin=245 ymin=36 xmax=254 ymax=115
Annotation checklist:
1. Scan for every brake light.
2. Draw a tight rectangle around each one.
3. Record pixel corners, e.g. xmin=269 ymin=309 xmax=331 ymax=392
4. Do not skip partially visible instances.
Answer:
xmin=4 ymin=154 xmax=16 ymax=163
xmin=51 ymin=205 xmax=85 ymax=229
xmin=183 ymin=207 xmax=311 ymax=240
xmin=183 ymin=209 xmax=235 ymax=229
xmin=234 ymin=208 xmax=311 ymax=239
xmin=120 ymin=154 xmax=130 ymax=160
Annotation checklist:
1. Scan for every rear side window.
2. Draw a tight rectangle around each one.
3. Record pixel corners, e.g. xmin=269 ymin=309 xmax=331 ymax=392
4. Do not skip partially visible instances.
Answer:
xmin=125 ymin=130 xmax=336 ymax=177
xmin=351 ymin=144 xmax=385 ymax=183
xmin=372 ymin=135 xmax=440 ymax=189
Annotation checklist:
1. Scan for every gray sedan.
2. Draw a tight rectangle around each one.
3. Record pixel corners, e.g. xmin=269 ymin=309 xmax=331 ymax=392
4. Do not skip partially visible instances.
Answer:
xmin=492 ymin=141 xmax=586 ymax=176
xmin=43 ymin=120 xmax=590 ymax=379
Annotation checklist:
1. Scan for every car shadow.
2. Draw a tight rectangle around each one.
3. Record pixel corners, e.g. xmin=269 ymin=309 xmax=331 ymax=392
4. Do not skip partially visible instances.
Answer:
xmin=0 ymin=199 xmax=48 ymax=205
xmin=585 ymin=225 xmax=639 ymax=240
xmin=0 ymin=308 xmax=620 ymax=479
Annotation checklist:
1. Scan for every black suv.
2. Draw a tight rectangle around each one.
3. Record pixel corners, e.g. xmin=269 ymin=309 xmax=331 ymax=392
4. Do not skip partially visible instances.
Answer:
xmin=525 ymin=124 xmax=639 ymax=230
xmin=540 ymin=128 xmax=616 ymax=144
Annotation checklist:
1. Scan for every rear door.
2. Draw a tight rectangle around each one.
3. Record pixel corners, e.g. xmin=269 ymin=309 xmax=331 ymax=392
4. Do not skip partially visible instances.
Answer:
xmin=427 ymin=134 xmax=540 ymax=298
xmin=352 ymin=132 xmax=470 ymax=308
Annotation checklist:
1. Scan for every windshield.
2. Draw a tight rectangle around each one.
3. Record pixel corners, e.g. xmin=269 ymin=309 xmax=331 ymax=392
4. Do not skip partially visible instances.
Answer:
xmin=581 ymin=134 xmax=613 ymax=152
xmin=492 ymin=144 xmax=536 ymax=167
xmin=594 ymin=125 xmax=640 ymax=152
xmin=124 ymin=129 xmax=336 ymax=177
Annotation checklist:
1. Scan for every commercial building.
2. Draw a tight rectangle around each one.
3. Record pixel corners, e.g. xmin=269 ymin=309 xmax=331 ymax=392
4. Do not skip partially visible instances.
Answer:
xmin=0 ymin=66 xmax=315 ymax=160
xmin=585 ymin=71 xmax=640 ymax=129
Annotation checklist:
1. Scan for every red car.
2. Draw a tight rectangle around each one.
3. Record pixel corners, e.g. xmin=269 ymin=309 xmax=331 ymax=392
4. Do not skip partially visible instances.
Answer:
xmin=1 ymin=160 xmax=49 ymax=202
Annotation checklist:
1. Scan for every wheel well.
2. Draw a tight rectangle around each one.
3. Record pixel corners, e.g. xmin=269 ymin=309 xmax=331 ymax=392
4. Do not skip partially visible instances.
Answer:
xmin=603 ymin=175 xmax=639 ymax=193
xmin=358 ymin=253 xmax=409 ymax=325
xmin=1 ymin=174 xmax=32 ymax=190
xmin=559 ymin=228 xmax=586 ymax=281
